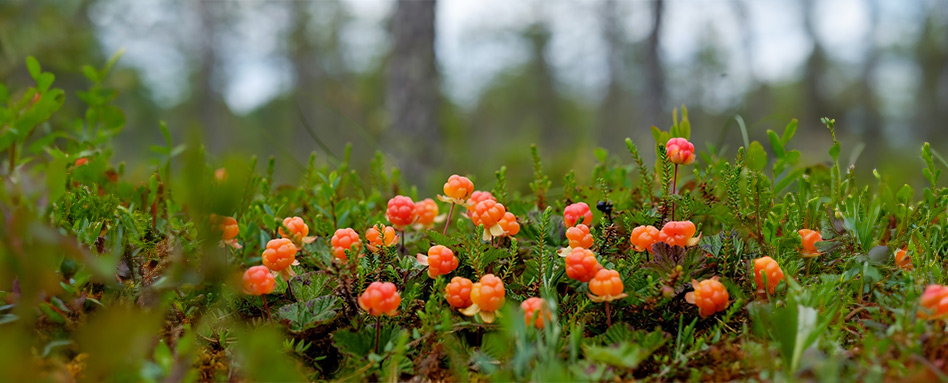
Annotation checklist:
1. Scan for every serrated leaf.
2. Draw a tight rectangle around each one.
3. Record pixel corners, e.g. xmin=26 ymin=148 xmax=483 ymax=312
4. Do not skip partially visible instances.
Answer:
xmin=277 ymin=296 xmax=340 ymax=333
xmin=746 ymin=141 xmax=768 ymax=172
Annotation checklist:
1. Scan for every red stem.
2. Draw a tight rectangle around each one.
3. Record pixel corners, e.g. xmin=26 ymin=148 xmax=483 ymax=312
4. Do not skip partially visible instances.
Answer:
xmin=374 ymin=315 xmax=382 ymax=354
xmin=605 ymin=301 xmax=612 ymax=327
xmin=262 ymin=294 xmax=272 ymax=321
xmin=442 ymin=203 xmax=456 ymax=235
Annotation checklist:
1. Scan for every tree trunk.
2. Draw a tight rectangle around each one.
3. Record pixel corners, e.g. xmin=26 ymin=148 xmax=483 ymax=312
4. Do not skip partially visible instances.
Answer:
xmin=645 ymin=0 xmax=666 ymax=127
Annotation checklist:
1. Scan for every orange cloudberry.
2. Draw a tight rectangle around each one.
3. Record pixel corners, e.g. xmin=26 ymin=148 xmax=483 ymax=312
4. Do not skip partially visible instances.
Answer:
xmin=918 ymin=284 xmax=948 ymax=319
xmin=566 ymin=224 xmax=593 ymax=249
xmin=565 ymin=247 xmax=602 ymax=283
xmin=331 ymin=228 xmax=362 ymax=262
xmin=214 ymin=167 xmax=228 ymax=182
xmin=588 ymin=269 xmax=627 ymax=303
xmin=262 ymin=238 xmax=297 ymax=278
xmin=471 ymin=199 xmax=507 ymax=241
xmin=465 ymin=191 xmax=496 ymax=216
xmin=563 ymin=202 xmax=593 ymax=228
xmin=358 ymin=282 xmax=401 ymax=316
xmin=666 ymin=137 xmax=696 ymax=165
xmin=418 ymin=245 xmax=458 ymax=278
xmin=242 ymin=265 xmax=276 ymax=295
xmin=659 ymin=221 xmax=699 ymax=247
xmin=753 ymin=256 xmax=784 ymax=295
xmin=439 ymin=174 xmax=475 ymax=204
xmin=521 ymin=297 xmax=550 ymax=329
xmin=279 ymin=216 xmax=311 ymax=244
xmin=445 ymin=276 xmax=474 ymax=309
xmin=798 ymin=229 xmax=823 ymax=258
xmin=386 ymin=195 xmax=417 ymax=229
xmin=219 ymin=216 xmax=239 ymax=240
xmin=498 ymin=212 xmax=520 ymax=237
xmin=629 ymin=225 xmax=660 ymax=253
xmin=412 ymin=198 xmax=444 ymax=230
xmin=365 ymin=225 xmax=398 ymax=253
xmin=463 ymin=274 xmax=506 ymax=323
xmin=895 ymin=247 xmax=913 ymax=271
xmin=685 ymin=277 xmax=730 ymax=318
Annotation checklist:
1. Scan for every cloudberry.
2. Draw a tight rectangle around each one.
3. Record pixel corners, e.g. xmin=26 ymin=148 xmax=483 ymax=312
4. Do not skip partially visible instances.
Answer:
xmin=386 ymin=195 xmax=417 ymax=229
xmin=685 ymin=277 xmax=729 ymax=318
xmin=565 ymin=247 xmax=602 ymax=283
xmin=521 ymin=297 xmax=550 ymax=329
xmin=242 ymin=265 xmax=275 ymax=295
xmin=440 ymin=174 xmax=475 ymax=204
xmin=365 ymin=225 xmax=398 ymax=253
xmin=918 ymin=284 xmax=948 ymax=319
xmin=445 ymin=276 xmax=474 ymax=309
xmin=629 ymin=225 xmax=660 ymax=253
xmin=498 ymin=212 xmax=520 ymax=237
xmin=418 ymin=245 xmax=458 ymax=278
xmin=413 ymin=198 xmax=443 ymax=230
xmin=218 ymin=216 xmax=239 ymax=240
xmin=798 ymin=229 xmax=822 ymax=258
xmin=331 ymin=228 xmax=362 ymax=262
xmin=262 ymin=238 xmax=297 ymax=277
xmin=466 ymin=191 xmax=496 ymax=216
xmin=214 ymin=167 xmax=228 ymax=182
xmin=358 ymin=281 xmax=401 ymax=316
xmin=279 ymin=216 xmax=310 ymax=244
xmin=753 ymin=256 xmax=784 ymax=295
xmin=75 ymin=157 xmax=89 ymax=167
xmin=659 ymin=221 xmax=699 ymax=247
xmin=895 ymin=247 xmax=913 ymax=271
xmin=462 ymin=274 xmax=506 ymax=323
xmin=666 ymin=137 xmax=696 ymax=165
xmin=471 ymin=199 xmax=507 ymax=240
xmin=563 ymin=202 xmax=593 ymax=228
xmin=588 ymin=269 xmax=627 ymax=302
xmin=566 ymin=224 xmax=593 ymax=249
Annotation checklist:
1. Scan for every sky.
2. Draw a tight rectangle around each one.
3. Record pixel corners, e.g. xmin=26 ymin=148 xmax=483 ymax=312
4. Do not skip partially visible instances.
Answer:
xmin=88 ymin=0 xmax=919 ymax=115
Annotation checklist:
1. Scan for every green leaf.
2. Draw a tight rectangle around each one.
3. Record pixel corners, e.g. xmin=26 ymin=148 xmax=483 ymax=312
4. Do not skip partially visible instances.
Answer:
xmin=81 ymin=65 xmax=100 ymax=83
xmin=746 ymin=141 xmax=768 ymax=172
xmin=277 ymin=296 xmax=339 ymax=333
xmin=46 ymin=154 xmax=67 ymax=203
xmin=37 ymin=73 xmax=54 ymax=91
xmin=766 ymin=130 xmax=785 ymax=159
xmin=829 ymin=142 xmax=841 ymax=162
xmin=896 ymin=184 xmax=914 ymax=204
xmin=784 ymin=150 xmax=801 ymax=165
xmin=772 ymin=304 xmax=819 ymax=374
xmin=26 ymin=56 xmax=41 ymax=80
xmin=781 ymin=119 xmax=797 ymax=145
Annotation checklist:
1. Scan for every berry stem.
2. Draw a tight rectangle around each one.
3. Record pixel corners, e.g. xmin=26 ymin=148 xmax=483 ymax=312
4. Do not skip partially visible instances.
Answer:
xmin=442 ymin=203 xmax=456 ymax=236
xmin=374 ymin=314 xmax=382 ymax=354
xmin=605 ymin=301 xmax=612 ymax=327
xmin=399 ymin=230 xmax=406 ymax=256
xmin=262 ymin=294 xmax=272 ymax=321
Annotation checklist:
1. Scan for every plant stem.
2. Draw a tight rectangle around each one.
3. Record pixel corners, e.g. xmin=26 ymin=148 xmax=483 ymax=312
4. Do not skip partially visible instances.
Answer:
xmin=399 ymin=230 xmax=406 ymax=256
xmin=374 ymin=315 xmax=382 ymax=354
xmin=605 ymin=301 xmax=612 ymax=327
xmin=443 ymin=203 xmax=456 ymax=235
xmin=671 ymin=164 xmax=679 ymax=220
xmin=262 ymin=294 xmax=272 ymax=321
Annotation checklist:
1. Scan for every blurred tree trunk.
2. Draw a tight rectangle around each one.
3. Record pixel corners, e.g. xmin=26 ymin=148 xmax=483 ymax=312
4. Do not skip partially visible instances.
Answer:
xmin=858 ymin=0 xmax=883 ymax=160
xmin=597 ymin=0 xmax=631 ymax=151
xmin=801 ymin=0 xmax=829 ymax=129
xmin=386 ymin=0 xmax=440 ymax=186
xmin=644 ymin=0 xmax=666 ymax=126
xmin=914 ymin=13 xmax=948 ymax=143
xmin=525 ymin=23 xmax=566 ymax=151
xmin=193 ymin=0 xmax=228 ymax=152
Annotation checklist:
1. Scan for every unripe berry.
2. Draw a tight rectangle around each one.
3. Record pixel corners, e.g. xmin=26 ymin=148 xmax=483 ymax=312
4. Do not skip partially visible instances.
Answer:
xmin=566 ymin=224 xmax=593 ymax=249
xmin=563 ymin=202 xmax=593 ymax=228
xmin=366 ymin=225 xmax=398 ymax=253
xmin=498 ymin=212 xmax=520 ymax=237
xmin=424 ymin=245 xmax=458 ymax=278
xmin=588 ymin=269 xmax=626 ymax=302
xmin=565 ymin=247 xmax=601 ymax=283
xmin=358 ymin=281 xmax=401 ymax=316
xmin=470 ymin=274 xmax=505 ymax=313
xmin=442 ymin=174 xmax=474 ymax=202
xmin=279 ymin=216 xmax=309 ymax=242
xmin=798 ymin=229 xmax=822 ymax=258
xmin=331 ymin=228 xmax=362 ymax=262
xmin=918 ymin=284 xmax=948 ymax=319
xmin=685 ymin=277 xmax=729 ymax=318
xmin=262 ymin=238 xmax=297 ymax=272
xmin=629 ymin=225 xmax=660 ymax=253
xmin=386 ymin=195 xmax=417 ymax=229
xmin=659 ymin=221 xmax=698 ymax=247
xmin=753 ymin=256 xmax=784 ymax=294
xmin=666 ymin=137 xmax=696 ymax=165
xmin=521 ymin=297 xmax=549 ymax=328
xmin=466 ymin=191 xmax=496 ymax=216
xmin=445 ymin=276 xmax=474 ymax=309
xmin=413 ymin=198 xmax=440 ymax=229
xmin=242 ymin=265 xmax=276 ymax=295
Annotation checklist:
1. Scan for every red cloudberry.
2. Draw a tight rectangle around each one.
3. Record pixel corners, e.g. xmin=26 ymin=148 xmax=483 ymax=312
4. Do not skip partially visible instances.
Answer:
xmin=462 ymin=274 xmax=506 ymax=323
xmin=629 ymin=225 xmax=660 ymax=253
xmin=365 ymin=225 xmax=398 ymax=253
xmin=386 ymin=195 xmax=417 ymax=229
xmin=242 ymin=265 xmax=276 ymax=295
xmin=659 ymin=221 xmax=699 ymax=247
xmin=918 ymin=284 xmax=948 ymax=319
xmin=262 ymin=238 xmax=297 ymax=277
xmin=445 ymin=276 xmax=474 ymax=309
xmin=521 ymin=297 xmax=550 ymax=329
xmin=563 ymin=202 xmax=593 ymax=228
xmin=565 ymin=247 xmax=602 ymax=283
xmin=331 ymin=228 xmax=362 ymax=262
xmin=418 ymin=245 xmax=458 ymax=278
xmin=588 ymin=269 xmax=627 ymax=302
xmin=666 ymin=137 xmax=696 ymax=165
xmin=440 ymin=174 xmax=474 ymax=204
xmin=74 ymin=157 xmax=89 ymax=167
xmin=685 ymin=277 xmax=729 ymax=318
xmin=798 ymin=229 xmax=822 ymax=258
xmin=753 ymin=256 xmax=784 ymax=295
xmin=358 ymin=282 xmax=401 ymax=316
